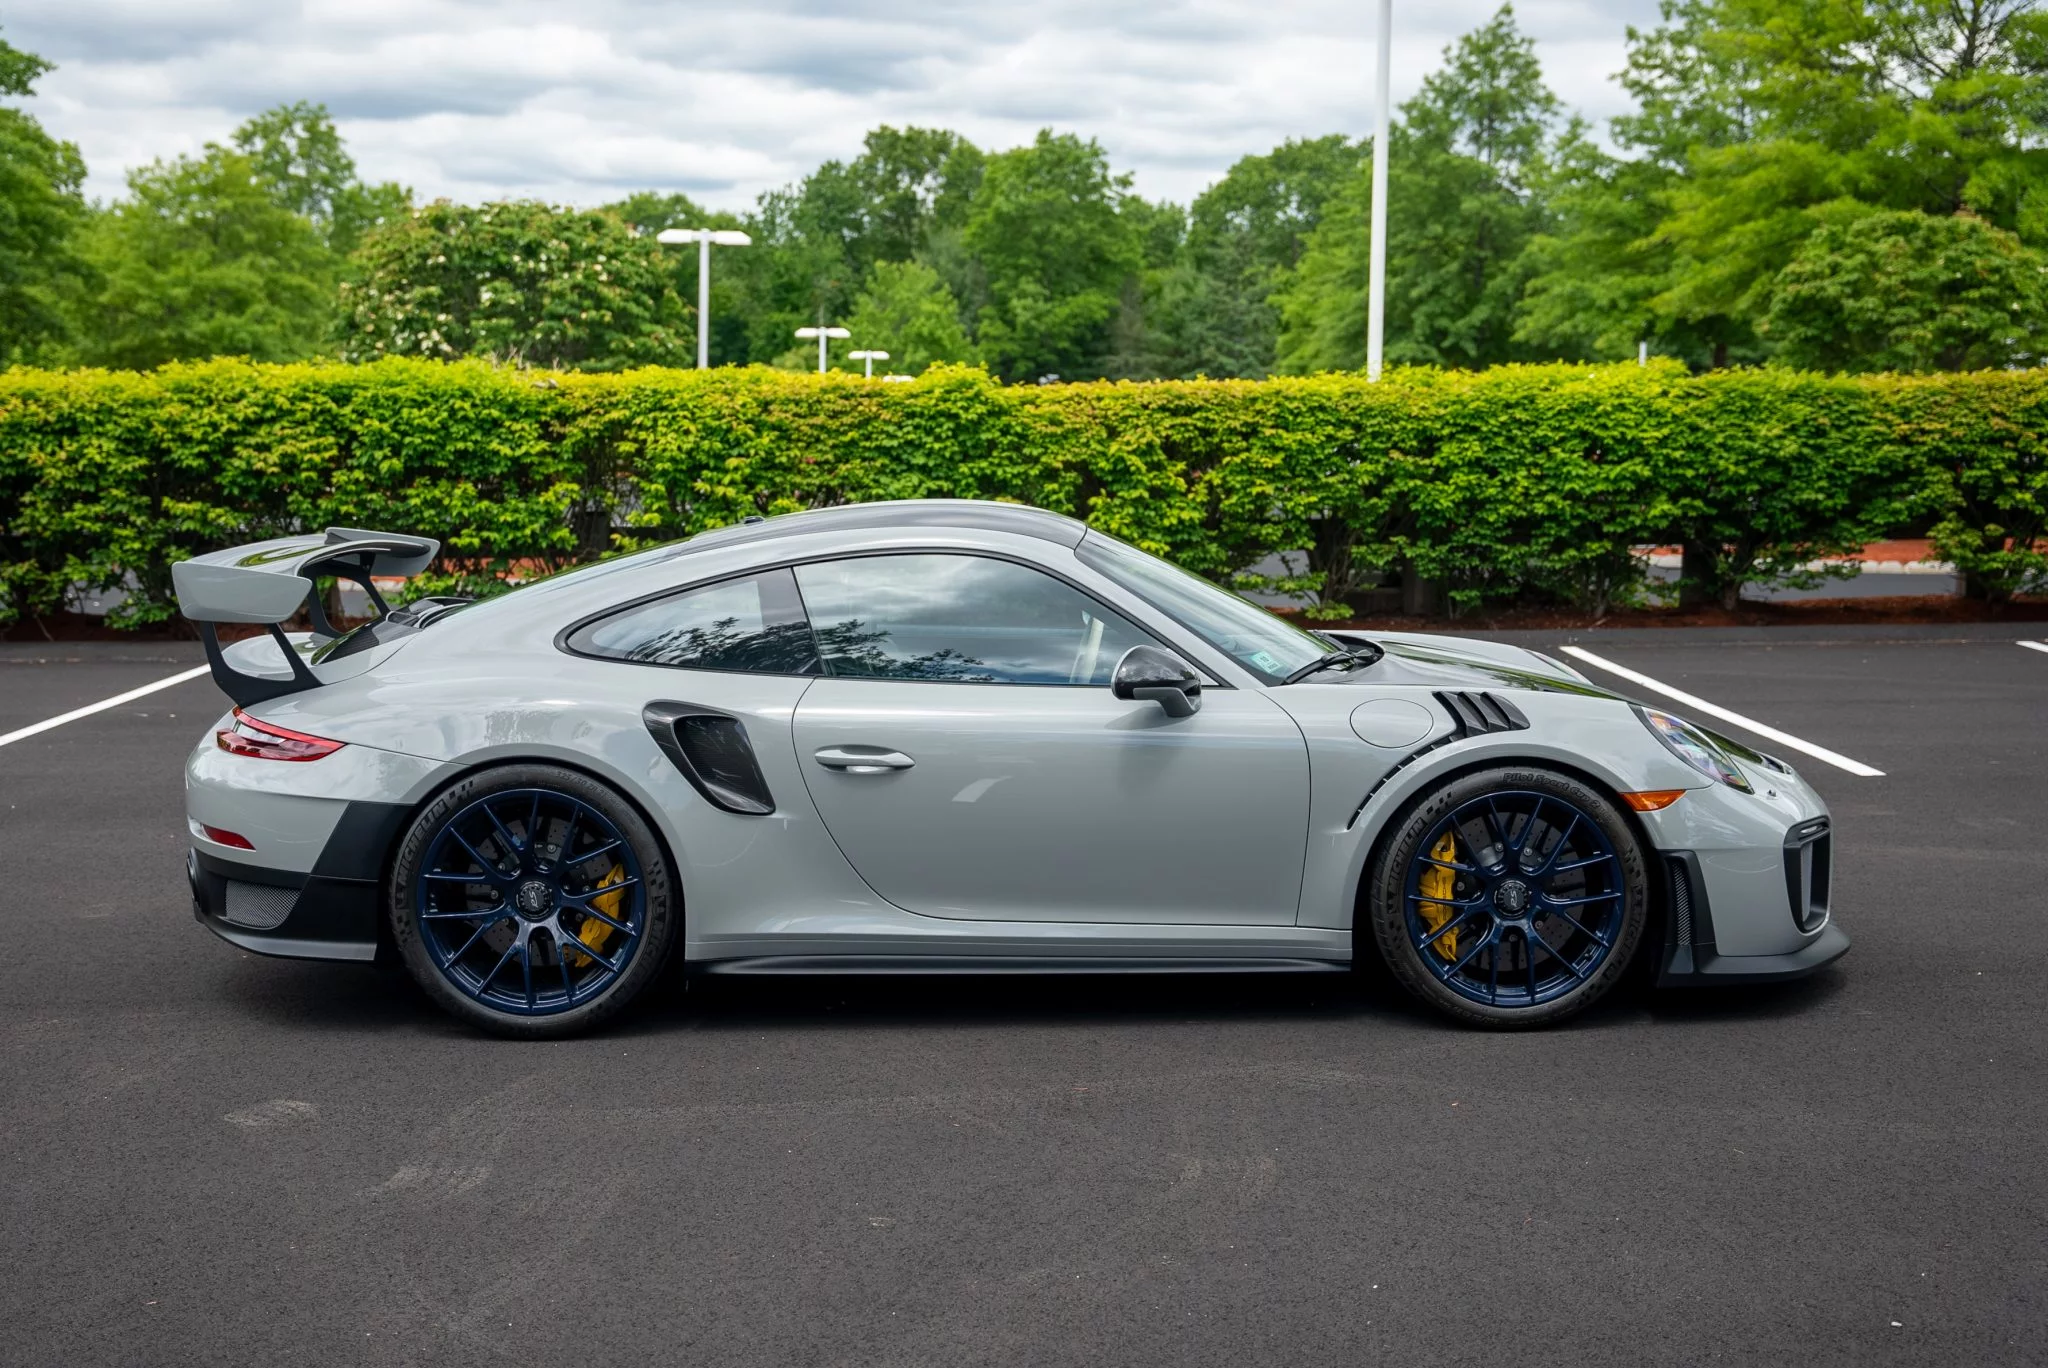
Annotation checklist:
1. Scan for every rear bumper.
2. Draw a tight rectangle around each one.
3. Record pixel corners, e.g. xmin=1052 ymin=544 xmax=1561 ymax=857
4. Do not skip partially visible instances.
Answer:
xmin=187 ymin=801 xmax=409 ymax=962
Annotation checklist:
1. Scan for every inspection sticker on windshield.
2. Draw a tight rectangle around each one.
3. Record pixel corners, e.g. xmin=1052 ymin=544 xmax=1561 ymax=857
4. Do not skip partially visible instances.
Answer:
xmin=1248 ymin=650 xmax=1283 ymax=674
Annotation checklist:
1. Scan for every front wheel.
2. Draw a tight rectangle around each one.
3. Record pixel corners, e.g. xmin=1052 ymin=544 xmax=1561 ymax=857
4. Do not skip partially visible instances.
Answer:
xmin=1365 ymin=766 xmax=1648 ymax=1029
xmin=389 ymin=764 xmax=679 ymax=1038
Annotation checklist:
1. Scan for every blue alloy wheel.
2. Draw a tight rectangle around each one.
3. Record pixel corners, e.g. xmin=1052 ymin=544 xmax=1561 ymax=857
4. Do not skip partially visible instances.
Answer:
xmin=1401 ymin=789 xmax=1625 ymax=1009
xmin=414 ymin=787 xmax=646 ymax=1016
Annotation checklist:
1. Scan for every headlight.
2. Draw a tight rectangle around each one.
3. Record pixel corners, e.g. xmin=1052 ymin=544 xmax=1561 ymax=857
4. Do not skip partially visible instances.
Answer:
xmin=1635 ymin=707 xmax=1752 ymax=792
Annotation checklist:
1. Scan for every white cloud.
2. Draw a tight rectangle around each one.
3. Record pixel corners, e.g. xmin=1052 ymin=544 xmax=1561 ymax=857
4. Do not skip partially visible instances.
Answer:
xmin=7 ymin=0 xmax=1665 ymax=210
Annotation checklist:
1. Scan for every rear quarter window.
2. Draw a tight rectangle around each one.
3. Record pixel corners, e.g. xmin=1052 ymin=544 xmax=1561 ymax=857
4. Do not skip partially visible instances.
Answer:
xmin=565 ymin=568 xmax=820 ymax=674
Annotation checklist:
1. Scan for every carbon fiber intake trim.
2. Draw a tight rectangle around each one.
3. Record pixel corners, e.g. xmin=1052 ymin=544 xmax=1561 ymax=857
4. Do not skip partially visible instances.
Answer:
xmin=1669 ymin=857 xmax=1695 ymax=947
xmin=223 ymin=879 xmax=299 ymax=931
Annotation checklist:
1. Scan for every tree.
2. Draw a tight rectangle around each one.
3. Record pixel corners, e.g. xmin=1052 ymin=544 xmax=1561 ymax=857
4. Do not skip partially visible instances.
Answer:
xmin=72 ymin=148 xmax=335 ymax=369
xmin=682 ymin=128 xmax=986 ymax=368
xmin=1275 ymin=5 xmax=1560 ymax=371
xmin=1513 ymin=132 xmax=1671 ymax=362
xmin=1762 ymin=208 xmax=2048 ymax=370
xmin=800 ymin=126 xmax=984 ymax=274
xmin=841 ymin=260 xmax=976 ymax=373
xmin=338 ymin=201 xmax=691 ymax=370
xmin=0 ymin=31 xmax=86 ymax=364
xmin=1638 ymin=0 xmax=2048 ymax=345
xmin=604 ymin=191 xmax=761 ymax=365
xmin=231 ymin=102 xmax=408 ymax=256
xmin=1148 ymin=135 xmax=1359 ymax=378
xmin=964 ymin=130 xmax=1141 ymax=381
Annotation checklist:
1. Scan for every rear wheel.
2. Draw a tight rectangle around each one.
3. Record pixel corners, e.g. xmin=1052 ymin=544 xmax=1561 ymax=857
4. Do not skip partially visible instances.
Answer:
xmin=1366 ymin=766 xmax=1647 ymax=1029
xmin=389 ymin=764 xmax=678 ymax=1038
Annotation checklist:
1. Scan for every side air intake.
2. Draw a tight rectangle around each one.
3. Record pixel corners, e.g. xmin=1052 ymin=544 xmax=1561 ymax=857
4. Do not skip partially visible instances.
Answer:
xmin=1434 ymin=690 xmax=1530 ymax=738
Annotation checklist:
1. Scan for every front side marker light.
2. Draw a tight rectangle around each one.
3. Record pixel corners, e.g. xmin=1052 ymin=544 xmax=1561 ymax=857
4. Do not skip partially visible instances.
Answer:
xmin=1621 ymin=790 xmax=1687 ymax=812
xmin=216 ymin=709 xmax=345 ymax=761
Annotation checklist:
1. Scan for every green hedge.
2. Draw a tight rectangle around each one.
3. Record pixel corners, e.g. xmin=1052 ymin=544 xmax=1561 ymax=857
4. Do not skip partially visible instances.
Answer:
xmin=1 ymin=357 xmax=2043 ymax=628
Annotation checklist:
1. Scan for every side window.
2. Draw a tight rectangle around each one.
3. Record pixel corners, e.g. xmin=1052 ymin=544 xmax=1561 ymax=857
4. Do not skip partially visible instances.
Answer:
xmin=567 ymin=567 xmax=819 ymax=674
xmin=792 ymin=553 xmax=1154 ymax=685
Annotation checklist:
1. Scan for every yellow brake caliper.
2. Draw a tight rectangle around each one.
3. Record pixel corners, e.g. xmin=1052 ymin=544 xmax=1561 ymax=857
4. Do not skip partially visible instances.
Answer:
xmin=569 ymin=864 xmax=626 ymax=969
xmin=1418 ymin=831 xmax=1461 ymax=961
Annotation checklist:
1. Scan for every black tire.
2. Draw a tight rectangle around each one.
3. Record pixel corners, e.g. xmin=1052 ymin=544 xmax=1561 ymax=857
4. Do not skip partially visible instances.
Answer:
xmin=388 ymin=763 xmax=679 ymax=1039
xmin=1364 ymin=765 xmax=1648 ymax=1029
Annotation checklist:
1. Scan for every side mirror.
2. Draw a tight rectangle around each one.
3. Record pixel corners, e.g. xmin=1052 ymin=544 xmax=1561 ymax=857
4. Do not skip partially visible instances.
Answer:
xmin=1111 ymin=645 xmax=1203 ymax=718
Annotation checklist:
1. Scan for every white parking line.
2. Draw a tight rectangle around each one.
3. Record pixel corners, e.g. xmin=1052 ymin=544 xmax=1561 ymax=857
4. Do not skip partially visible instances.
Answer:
xmin=2017 ymin=640 xmax=2048 ymax=656
xmin=0 ymin=664 xmax=213 ymax=749
xmin=1558 ymin=645 xmax=1886 ymax=778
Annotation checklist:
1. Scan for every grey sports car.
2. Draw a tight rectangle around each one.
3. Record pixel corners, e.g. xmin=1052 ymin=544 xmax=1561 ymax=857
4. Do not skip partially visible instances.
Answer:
xmin=174 ymin=499 xmax=1846 ymax=1036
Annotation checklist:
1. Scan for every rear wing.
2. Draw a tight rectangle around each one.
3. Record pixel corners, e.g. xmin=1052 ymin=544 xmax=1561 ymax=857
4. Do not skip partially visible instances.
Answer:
xmin=172 ymin=527 xmax=441 ymax=706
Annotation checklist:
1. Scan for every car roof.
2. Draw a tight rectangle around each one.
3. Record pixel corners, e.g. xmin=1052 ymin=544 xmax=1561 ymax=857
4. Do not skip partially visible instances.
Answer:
xmin=679 ymin=499 xmax=1089 ymax=553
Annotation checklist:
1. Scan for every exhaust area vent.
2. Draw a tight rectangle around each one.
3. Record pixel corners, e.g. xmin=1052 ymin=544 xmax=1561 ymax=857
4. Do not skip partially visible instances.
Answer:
xmin=223 ymin=880 xmax=298 ymax=931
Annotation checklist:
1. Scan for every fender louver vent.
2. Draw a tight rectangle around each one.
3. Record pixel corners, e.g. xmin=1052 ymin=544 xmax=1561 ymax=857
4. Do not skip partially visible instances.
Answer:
xmin=1435 ymin=690 xmax=1530 ymax=737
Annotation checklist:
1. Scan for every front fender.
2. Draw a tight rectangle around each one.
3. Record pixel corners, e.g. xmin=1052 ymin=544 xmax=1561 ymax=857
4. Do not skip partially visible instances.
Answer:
xmin=1295 ymin=693 xmax=1706 ymax=931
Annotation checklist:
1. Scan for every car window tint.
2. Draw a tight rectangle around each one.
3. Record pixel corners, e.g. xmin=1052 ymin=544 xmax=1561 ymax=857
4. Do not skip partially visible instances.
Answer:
xmin=569 ymin=567 xmax=820 ymax=674
xmin=792 ymin=554 xmax=1153 ymax=685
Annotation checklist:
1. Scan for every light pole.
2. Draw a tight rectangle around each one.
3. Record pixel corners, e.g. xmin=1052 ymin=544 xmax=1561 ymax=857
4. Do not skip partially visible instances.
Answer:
xmin=847 ymin=349 xmax=889 ymax=379
xmin=794 ymin=325 xmax=851 ymax=374
xmin=1366 ymin=0 xmax=1391 ymax=382
xmin=655 ymin=227 xmax=752 ymax=369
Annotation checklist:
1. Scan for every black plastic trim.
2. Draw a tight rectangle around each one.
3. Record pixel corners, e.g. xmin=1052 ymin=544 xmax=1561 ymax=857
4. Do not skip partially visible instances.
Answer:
xmin=191 ymin=851 xmax=378 ymax=962
xmin=310 ymin=801 xmax=413 ymax=882
xmin=1347 ymin=735 xmax=1458 ymax=829
xmin=643 ymin=702 xmax=776 ymax=815
xmin=189 ymin=799 xmax=409 ymax=961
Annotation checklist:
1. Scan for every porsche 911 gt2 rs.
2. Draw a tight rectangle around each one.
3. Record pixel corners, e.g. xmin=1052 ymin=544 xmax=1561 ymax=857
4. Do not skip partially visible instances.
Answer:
xmin=174 ymin=500 xmax=1846 ymax=1036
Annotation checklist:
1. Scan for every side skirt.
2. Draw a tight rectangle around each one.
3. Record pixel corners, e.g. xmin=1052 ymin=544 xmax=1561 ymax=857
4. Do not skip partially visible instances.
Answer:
xmin=697 ymin=955 xmax=1352 ymax=976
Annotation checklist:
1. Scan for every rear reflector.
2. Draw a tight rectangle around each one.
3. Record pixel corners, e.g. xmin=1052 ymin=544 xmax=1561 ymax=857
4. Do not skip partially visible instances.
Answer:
xmin=1621 ymin=789 xmax=1687 ymax=812
xmin=200 ymin=824 xmax=256 ymax=850
xmin=216 ymin=709 xmax=345 ymax=761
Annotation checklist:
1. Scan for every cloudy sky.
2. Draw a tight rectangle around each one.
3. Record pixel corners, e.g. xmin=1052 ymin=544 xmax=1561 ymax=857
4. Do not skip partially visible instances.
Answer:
xmin=9 ymin=0 xmax=1663 ymax=212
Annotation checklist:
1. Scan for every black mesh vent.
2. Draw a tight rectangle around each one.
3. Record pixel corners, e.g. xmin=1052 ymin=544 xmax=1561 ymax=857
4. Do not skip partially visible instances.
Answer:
xmin=223 ymin=880 xmax=297 ymax=930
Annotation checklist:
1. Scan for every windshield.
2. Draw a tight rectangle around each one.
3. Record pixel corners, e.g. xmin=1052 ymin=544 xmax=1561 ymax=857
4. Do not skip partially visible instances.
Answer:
xmin=1076 ymin=531 xmax=1333 ymax=684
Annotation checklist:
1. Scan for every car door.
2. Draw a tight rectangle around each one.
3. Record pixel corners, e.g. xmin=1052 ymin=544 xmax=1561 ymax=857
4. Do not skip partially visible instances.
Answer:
xmin=788 ymin=552 xmax=1310 ymax=925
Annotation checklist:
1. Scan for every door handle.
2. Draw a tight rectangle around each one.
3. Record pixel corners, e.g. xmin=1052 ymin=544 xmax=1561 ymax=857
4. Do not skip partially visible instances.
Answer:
xmin=813 ymin=746 xmax=915 ymax=774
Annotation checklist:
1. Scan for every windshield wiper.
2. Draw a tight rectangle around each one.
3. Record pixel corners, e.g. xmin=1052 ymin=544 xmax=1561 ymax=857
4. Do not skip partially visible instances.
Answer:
xmin=1281 ymin=643 xmax=1384 ymax=684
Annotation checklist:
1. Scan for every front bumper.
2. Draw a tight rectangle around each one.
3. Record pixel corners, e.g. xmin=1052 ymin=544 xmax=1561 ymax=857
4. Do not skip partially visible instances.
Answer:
xmin=1656 ymin=846 xmax=1849 ymax=988
xmin=188 ymin=801 xmax=410 ymax=961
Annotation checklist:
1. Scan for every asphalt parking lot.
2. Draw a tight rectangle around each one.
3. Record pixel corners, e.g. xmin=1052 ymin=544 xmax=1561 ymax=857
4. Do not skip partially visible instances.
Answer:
xmin=2 ymin=625 xmax=2043 ymax=1366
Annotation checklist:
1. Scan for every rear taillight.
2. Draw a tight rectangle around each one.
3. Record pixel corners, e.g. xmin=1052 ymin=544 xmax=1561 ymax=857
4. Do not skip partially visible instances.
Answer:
xmin=215 ymin=709 xmax=344 ymax=761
